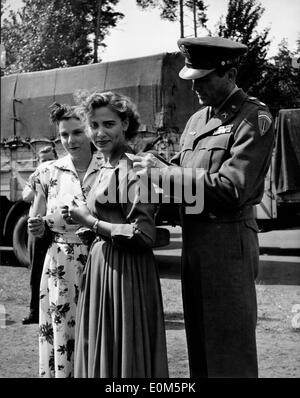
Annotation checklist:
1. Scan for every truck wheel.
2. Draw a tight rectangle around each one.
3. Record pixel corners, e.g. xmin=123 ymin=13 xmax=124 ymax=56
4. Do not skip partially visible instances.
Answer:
xmin=12 ymin=213 xmax=30 ymax=267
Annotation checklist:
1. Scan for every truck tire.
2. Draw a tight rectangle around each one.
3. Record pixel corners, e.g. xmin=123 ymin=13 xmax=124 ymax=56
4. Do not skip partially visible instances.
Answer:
xmin=12 ymin=213 xmax=30 ymax=268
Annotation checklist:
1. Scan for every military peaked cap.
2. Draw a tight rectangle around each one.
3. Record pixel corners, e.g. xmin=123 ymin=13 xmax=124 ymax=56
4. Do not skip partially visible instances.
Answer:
xmin=178 ymin=36 xmax=248 ymax=80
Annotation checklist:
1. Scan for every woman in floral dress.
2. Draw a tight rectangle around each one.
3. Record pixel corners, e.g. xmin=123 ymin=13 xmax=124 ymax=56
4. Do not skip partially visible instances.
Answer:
xmin=70 ymin=91 xmax=169 ymax=378
xmin=28 ymin=103 xmax=102 ymax=377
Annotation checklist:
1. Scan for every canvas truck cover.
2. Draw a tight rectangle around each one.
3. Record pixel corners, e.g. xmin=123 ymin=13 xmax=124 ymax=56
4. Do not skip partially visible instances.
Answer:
xmin=1 ymin=52 xmax=199 ymax=141
xmin=274 ymin=109 xmax=300 ymax=196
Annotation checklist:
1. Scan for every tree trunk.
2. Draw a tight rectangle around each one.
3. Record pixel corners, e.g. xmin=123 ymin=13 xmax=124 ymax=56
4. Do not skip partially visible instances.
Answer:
xmin=193 ymin=0 xmax=197 ymax=37
xmin=94 ymin=0 xmax=103 ymax=63
xmin=179 ymin=0 xmax=184 ymax=38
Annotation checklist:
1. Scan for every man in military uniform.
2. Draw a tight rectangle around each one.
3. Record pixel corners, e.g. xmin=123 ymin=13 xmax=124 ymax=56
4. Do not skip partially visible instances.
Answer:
xmin=133 ymin=37 xmax=275 ymax=377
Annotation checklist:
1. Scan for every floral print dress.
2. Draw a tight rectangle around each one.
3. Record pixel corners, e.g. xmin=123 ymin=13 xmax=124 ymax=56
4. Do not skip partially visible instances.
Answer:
xmin=35 ymin=153 xmax=102 ymax=378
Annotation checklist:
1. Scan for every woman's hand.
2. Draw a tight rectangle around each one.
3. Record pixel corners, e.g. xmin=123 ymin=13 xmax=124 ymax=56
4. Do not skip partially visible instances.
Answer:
xmin=69 ymin=202 xmax=94 ymax=228
xmin=28 ymin=215 xmax=45 ymax=237
xmin=60 ymin=205 xmax=76 ymax=224
xmin=75 ymin=227 xmax=96 ymax=246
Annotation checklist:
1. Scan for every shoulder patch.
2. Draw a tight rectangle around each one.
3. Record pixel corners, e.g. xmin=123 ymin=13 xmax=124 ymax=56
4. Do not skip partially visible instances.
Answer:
xmin=258 ymin=111 xmax=272 ymax=136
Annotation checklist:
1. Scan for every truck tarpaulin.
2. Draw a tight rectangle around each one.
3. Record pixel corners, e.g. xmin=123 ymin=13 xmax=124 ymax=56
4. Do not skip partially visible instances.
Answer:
xmin=274 ymin=109 xmax=300 ymax=195
xmin=1 ymin=52 xmax=198 ymax=141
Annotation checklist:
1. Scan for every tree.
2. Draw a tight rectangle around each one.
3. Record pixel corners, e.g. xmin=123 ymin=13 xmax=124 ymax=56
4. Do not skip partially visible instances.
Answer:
xmin=1 ymin=0 xmax=124 ymax=74
xmin=257 ymin=39 xmax=300 ymax=115
xmin=136 ymin=0 xmax=208 ymax=38
xmin=1 ymin=0 xmax=7 ymax=17
xmin=216 ymin=0 xmax=270 ymax=92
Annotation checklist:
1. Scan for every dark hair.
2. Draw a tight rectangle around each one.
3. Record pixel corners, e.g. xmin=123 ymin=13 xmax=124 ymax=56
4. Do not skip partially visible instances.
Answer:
xmin=48 ymin=102 xmax=96 ymax=153
xmin=49 ymin=102 xmax=82 ymax=125
xmin=38 ymin=145 xmax=58 ymax=159
xmin=81 ymin=91 xmax=140 ymax=139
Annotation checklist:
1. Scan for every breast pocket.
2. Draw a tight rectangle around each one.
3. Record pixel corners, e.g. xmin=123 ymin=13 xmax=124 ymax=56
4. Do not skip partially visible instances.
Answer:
xmin=201 ymin=133 xmax=233 ymax=173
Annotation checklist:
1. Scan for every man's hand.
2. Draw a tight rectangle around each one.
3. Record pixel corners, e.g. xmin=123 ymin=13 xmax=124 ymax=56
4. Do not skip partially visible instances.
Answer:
xmin=132 ymin=153 xmax=161 ymax=176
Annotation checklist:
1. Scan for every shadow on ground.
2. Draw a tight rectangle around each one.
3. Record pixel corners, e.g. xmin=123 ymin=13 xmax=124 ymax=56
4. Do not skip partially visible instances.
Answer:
xmin=157 ymin=252 xmax=300 ymax=285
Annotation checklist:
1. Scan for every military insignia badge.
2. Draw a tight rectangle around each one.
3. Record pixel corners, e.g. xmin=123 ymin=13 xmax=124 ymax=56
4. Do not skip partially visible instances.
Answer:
xmin=179 ymin=44 xmax=189 ymax=57
xmin=213 ymin=125 xmax=233 ymax=135
xmin=258 ymin=111 xmax=272 ymax=136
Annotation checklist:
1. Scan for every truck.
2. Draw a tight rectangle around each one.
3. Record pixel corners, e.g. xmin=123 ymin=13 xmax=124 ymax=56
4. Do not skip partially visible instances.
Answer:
xmin=0 ymin=52 xmax=196 ymax=266
xmin=1 ymin=52 xmax=300 ymax=267
xmin=256 ymin=108 xmax=300 ymax=231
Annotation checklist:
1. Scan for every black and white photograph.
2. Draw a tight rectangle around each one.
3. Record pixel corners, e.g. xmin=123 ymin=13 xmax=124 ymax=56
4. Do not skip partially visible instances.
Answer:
xmin=0 ymin=0 xmax=299 ymax=382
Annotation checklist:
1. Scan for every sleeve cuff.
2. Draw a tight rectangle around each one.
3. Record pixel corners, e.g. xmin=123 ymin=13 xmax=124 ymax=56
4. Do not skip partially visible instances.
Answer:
xmin=110 ymin=223 xmax=136 ymax=238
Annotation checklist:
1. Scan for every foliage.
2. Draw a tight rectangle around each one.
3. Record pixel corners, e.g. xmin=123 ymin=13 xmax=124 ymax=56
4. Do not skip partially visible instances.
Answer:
xmin=257 ymin=39 xmax=300 ymax=115
xmin=216 ymin=0 xmax=271 ymax=92
xmin=216 ymin=0 xmax=300 ymax=113
xmin=1 ymin=0 xmax=7 ymax=17
xmin=136 ymin=0 xmax=208 ymax=32
xmin=1 ymin=0 xmax=124 ymax=74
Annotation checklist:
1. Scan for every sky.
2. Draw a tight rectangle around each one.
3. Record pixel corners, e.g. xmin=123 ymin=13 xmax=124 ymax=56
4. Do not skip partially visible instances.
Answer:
xmin=4 ymin=0 xmax=300 ymax=62
xmin=100 ymin=0 xmax=299 ymax=61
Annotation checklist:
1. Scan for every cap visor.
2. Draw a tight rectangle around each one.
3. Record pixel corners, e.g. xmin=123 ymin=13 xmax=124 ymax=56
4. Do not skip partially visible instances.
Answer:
xmin=179 ymin=66 xmax=215 ymax=80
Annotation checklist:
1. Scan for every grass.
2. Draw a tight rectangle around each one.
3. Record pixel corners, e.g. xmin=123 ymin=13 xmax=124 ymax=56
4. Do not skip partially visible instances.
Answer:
xmin=0 ymin=263 xmax=300 ymax=378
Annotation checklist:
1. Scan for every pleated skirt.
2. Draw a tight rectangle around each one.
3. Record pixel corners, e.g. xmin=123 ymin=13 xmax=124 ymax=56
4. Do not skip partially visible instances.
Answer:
xmin=74 ymin=240 xmax=169 ymax=378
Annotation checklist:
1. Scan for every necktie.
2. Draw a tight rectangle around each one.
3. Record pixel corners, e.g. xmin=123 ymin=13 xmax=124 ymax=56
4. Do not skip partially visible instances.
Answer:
xmin=207 ymin=107 xmax=215 ymax=122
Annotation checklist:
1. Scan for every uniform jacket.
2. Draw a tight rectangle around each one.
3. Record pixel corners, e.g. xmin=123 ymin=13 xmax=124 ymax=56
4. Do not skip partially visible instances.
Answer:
xmin=170 ymin=88 xmax=275 ymax=217
xmin=167 ymin=88 xmax=275 ymax=377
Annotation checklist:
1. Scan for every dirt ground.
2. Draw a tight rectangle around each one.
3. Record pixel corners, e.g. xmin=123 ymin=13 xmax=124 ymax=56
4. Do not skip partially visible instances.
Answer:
xmin=0 ymin=257 xmax=300 ymax=378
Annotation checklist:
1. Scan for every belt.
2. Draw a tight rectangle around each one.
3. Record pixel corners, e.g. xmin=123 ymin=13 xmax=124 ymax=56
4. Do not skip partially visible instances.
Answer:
xmin=53 ymin=232 xmax=84 ymax=244
xmin=182 ymin=205 xmax=255 ymax=223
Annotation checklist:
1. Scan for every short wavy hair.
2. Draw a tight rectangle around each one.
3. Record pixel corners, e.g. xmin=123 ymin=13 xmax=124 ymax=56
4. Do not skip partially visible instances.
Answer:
xmin=48 ymin=102 xmax=97 ymax=152
xmin=80 ymin=91 xmax=140 ymax=140
xmin=38 ymin=145 xmax=58 ymax=159
xmin=49 ymin=102 xmax=82 ymax=125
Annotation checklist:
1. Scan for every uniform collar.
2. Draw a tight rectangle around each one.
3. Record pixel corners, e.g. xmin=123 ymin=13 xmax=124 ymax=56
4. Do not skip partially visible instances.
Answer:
xmin=194 ymin=88 xmax=248 ymax=139
xmin=213 ymin=84 xmax=239 ymax=115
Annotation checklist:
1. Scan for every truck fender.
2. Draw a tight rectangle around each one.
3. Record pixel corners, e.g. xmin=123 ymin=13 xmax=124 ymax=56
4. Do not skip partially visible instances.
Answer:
xmin=3 ymin=200 xmax=31 ymax=267
xmin=3 ymin=200 xmax=30 ymax=242
xmin=12 ymin=213 xmax=30 ymax=267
